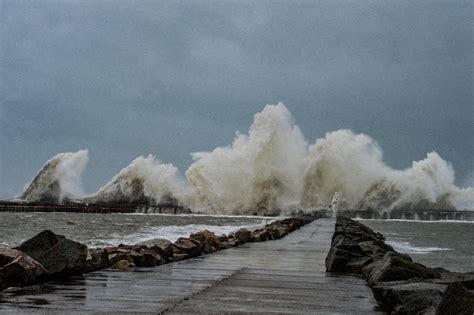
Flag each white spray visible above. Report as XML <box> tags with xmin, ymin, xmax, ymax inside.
<box><xmin>19</xmin><ymin>149</ymin><xmax>88</xmax><ymax>202</ymax></box>
<box><xmin>186</xmin><ymin>103</ymin><xmax>308</xmax><ymax>214</ymax></box>
<box><xmin>18</xmin><ymin>103</ymin><xmax>474</xmax><ymax>214</ymax></box>
<box><xmin>85</xmin><ymin>155</ymin><xmax>187</xmax><ymax>205</ymax></box>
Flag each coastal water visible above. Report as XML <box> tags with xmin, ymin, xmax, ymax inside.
<box><xmin>360</xmin><ymin>219</ymin><xmax>474</xmax><ymax>273</ymax></box>
<box><xmin>0</xmin><ymin>213</ymin><xmax>471</xmax><ymax>273</ymax></box>
<box><xmin>0</xmin><ymin>212</ymin><xmax>273</xmax><ymax>248</ymax></box>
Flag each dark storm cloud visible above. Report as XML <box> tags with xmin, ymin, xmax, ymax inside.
<box><xmin>1</xmin><ymin>0</ymin><xmax>472</xmax><ymax>198</ymax></box>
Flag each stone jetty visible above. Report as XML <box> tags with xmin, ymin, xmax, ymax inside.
<box><xmin>326</xmin><ymin>216</ymin><xmax>474</xmax><ymax>314</ymax></box>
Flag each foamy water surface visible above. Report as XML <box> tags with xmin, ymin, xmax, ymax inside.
<box><xmin>0</xmin><ymin>212</ymin><xmax>276</xmax><ymax>248</ymax></box>
<box><xmin>360</xmin><ymin>219</ymin><xmax>474</xmax><ymax>272</ymax></box>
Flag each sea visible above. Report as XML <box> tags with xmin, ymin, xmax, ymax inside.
<box><xmin>0</xmin><ymin>212</ymin><xmax>472</xmax><ymax>273</ymax></box>
<box><xmin>360</xmin><ymin>219</ymin><xmax>474</xmax><ymax>273</ymax></box>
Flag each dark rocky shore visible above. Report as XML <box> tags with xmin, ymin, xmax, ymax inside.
<box><xmin>326</xmin><ymin>216</ymin><xmax>474</xmax><ymax>314</ymax></box>
<box><xmin>0</xmin><ymin>215</ymin><xmax>314</xmax><ymax>292</ymax></box>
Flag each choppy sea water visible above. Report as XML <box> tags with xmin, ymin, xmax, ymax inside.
<box><xmin>0</xmin><ymin>212</ymin><xmax>274</xmax><ymax>248</ymax></box>
<box><xmin>360</xmin><ymin>219</ymin><xmax>474</xmax><ymax>273</ymax></box>
<box><xmin>1</xmin><ymin>213</ymin><xmax>472</xmax><ymax>273</ymax></box>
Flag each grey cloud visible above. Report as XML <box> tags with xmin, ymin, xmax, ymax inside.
<box><xmin>1</xmin><ymin>0</ymin><xmax>472</xmax><ymax>198</ymax></box>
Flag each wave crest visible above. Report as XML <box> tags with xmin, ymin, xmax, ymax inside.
<box><xmin>19</xmin><ymin>149</ymin><xmax>88</xmax><ymax>202</ymax></box>
<box><xmin>17</xmin><ymin>103</ymin><xmax>474</xmax><ymax>213</ymax></box>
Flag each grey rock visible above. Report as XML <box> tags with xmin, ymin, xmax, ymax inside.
<box><xmin>85</xmin><ymin>248</ymin><xmax>110</xmax><ymax>272</ymax></box>
<box><xmin>190</xmin><ymin>230</ymin><xmax>220</xmax><ymax>254</ymax></box>
<box><xmin>372</xmin><ymin>282</ymin><xmax>446</xmax><ymax>314</ymax></box>
<box><xmin>364</xmin><ymin>251</ymin><xmax>439</xmax><ymax>286</ymax></box>
<box><xmin>233</xmin><ymin>228</ymin><xmax>252</xmax><ymax>243</ymax></box>
<box><xmin>171</xmin><ymin>237</ymin><xmax>203</xmax><ymax>259</ymax></box>
<box><xmin>0</xmin><ymin>248</ymin><xmax>47</xmax><ymax>291</ymax></box>
<box><xmin>15</xmin><ymin>230</ymin><xmax>88</xmax><ymax>276</ymax></box>
<box><xmin>435</xmin><ymin>282</ymin><xmax>474</xmax><ymax>315</ymax></box>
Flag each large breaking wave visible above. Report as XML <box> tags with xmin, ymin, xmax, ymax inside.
<box><xmin>17</xmin><ymin>103</ymin><xmax>473</xmax><ymax>214</ymax></box>
<box><xmin>19</xmin><ymin>149</ymin><xmax>89</xmax><ymax>203</ymax></box>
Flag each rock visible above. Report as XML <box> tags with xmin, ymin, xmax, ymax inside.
<box><xmin>331</xmin><ymin>235</ymin><xmax>366</xmax><ymax>256</ymax></box>
<box><xmin>15</xmin><ymin>230</ymin><xmax>88</xmax><ymax>276</ymax></box>
<box><xmin>277</xmin><ymin>218</ymin><xmax>302</xmax><ymax>232</ymax></box>
<box><xmin>433</xmin><ymin>271</ymin><xmax>474</xmax><ymax>290</ymax></box>
<box><xmin>364</xmin><ymin>251</ymin><xmax>439</xmax><ymax>286</ymax></box>
<box><xmin>171</xmin><ymin>238</ymin><xmax>202</xmax><ymax>260</ymax></box>
<box><xmin>342</xmin><ymin>256</ymin><xmax>373</xmax><ymax>274</ymax></box>
<box><xmin>112</xmin><ymin>260</ymin><xmax>131</xmax><ymax>271</ymax></box>
<box><xmin>332</xmin><ymin>217</ymin><xmax>385</xmax><ymax>244</ymax></box>
<box><xmin>220</xmin><ymin>238</ymin><xmax>239</xmax><ymax>249</ymax></box>
<box><xmin>137</xmin><ymin>238</ymin><xmax>172</xmax><ymax>252</ymax></box>
<box><xmin>357</xmin><ymin>240</ymin><xmax>394</xmax><ymax>258</ymax></box>
<box><xmin>218</xmin><ymin>235</ymin><xmax>229</xmax><ymax>242</ymax></box>
<box><xmin>435</xmin><ymin>282</ymin><xmax>474</xmax><ymax>315</ymax></box>
<box><xmin>190</xmin><ymin>230</ymin><xmax>220</xmax><ymax>254</ymax></box>
<box><xmin>372</xmin><ymin>282</ymin><xmax>446</xmax><ymax>314</ymax></box>
<box><xmin>107</xmin><ymin>251</ymin><xmax>134</xmax><ymax>265</ymax></box>
<box><xmin>0</xmin><ymin>247</ymin><xmax>22</xmax><ymax>267</ymax></box>
<box><xmin>251</xmin><ymin>229</ymin><xmax>270</xmax><ymax>242</ymax></box>
<box><xmin>138</xmin><ymin>250</ymin><xmax>160</xmax><ymax>267</ymax></box>
<box><xmin>266</xmin><ymin>225</ymin><xmax>287</xmax><ymax>240</ymax></box>
<box><xmin>0</xmin><ymin>248</ymin><xmax>47</xmax><ymax>291</ymax></box>
<box><xmin>325</xmin><ymin>234</ymin><xmax>368</xmax><ymax>272</ymax></box>
<box><xmin>148</xmin><ymin>245</ymin><xmax>171</xmax><ymax>264</ymax></box>
<box><xmin>325</xmin><ymin>247</ymin><xmax>364</xmax><ymax>272</ymax></box>
<box><xmin>85</xmin><ymin>248</ymin><xmax>110</xmax><ymax>272</ymax></box>
<box><xmin>128</xmin><ymin>251</ymin><xmax>146</xmax><ymax>267</ymax></box>
<box><xmin>233</xmin><ymin>229</ymin><xmax>252</xmax><ymax>243</ymax></box>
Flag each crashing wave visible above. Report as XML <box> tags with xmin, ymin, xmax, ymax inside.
<box><xmin>84</xmin><ymin>155</ymin><xmax>186</xmax><ymax>205</ymax></box>
<box><xmin>18</xmin><ymin>149</ymin><xmax>88</xmax><ymax>203</ymax></box>
<box><xmin>186</xmin><ymin>104</ymin><xmax>472</xmax><ymax>214</ymax></box>
<box><xmin>17</xmin><ymin>103</ymin><xmax>473</xmax><ymax>214</ymax></box>
<box><xmin>186</xmin><ymin>104</ymin><xmax>308</xmax><ymax>214</ymax></box>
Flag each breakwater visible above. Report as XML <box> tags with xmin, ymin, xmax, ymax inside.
<box><xmin>1</xmin><ymin>201</ymin><xmax>473</xmax><ymax>221</ymax></box>
<box><xmin>0</xmin><ymin>215</ymin><xmax>314</xmax><ymax>292</ymax></box>
<box><xmin>0</xmin><ymin>201</ymin><xmax>191</xmax><ymax>214</ymax></box>
<box><xmin>326</xmin><ymin>216</ymin><xmax>474</xmax><ymax>314</ymax></box>
<box><xmin>337</xmin><ymin>209</ymin><xmax>474</xmax><ymax>221</ymax></box>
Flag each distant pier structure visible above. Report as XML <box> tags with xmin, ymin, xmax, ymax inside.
<box><xmin>0</xmin><ymin>201</ymin><xmax>191</xmax><ymax>215</ymax></box>
<box><xmin>0</xmin><ymin>200</ymin><xmax>472</xmax><ymax>220</ymax></box>
<box><xmin>337</xmin><ymin>208</ymin><xmax>474</xmax><ymax>221</ymax></box>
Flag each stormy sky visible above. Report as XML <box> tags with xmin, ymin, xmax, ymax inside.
<box><xmin>1</xmin><ymin>0</ymin><xmax>472</xmax><ymax>199</ymax></box>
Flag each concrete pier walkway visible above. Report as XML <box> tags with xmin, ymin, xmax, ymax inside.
<box><xmin>0</xmin><ymin>219</ymin><xmax>381</xmax><ymax>314</ymax></box>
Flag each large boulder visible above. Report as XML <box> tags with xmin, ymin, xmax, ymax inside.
<box><xmin>372</xmin><ymin>281</ymin><xmax>474</xmax><ymax>315</ymax></box>
<box><xmin>85</xmin><ymin>248</ymin><xmax>110</xmax><ymax>272</ymax></box>
<box><xmin>171</xmin><ymin>238</ymin><xmax>202</xmax><ymax>261</ymax></box>
<box><xmin>0</xmin><ymin>248</ymin><xmax>47</xmax><ymax>291</ymax></box>
<box><xmin>325</xmin><ymin>234</ymin><xmax>368</xmax><ymax>272</ymax></box>
<box><xmin>363</xmin><ymin>251</ymin><xmax>439</xmax><ymax>286</ymax></box>
<box><xmin>435</xmin><ymin>282</ymin><xmax>474</xmax><ymax>315</ymax></box>
<box><xmin>190</xmin><ymin>230</ymin><xmax>220</xmax><ymax>254</ymax></box>
<box><xmin>138</xmin><ymin>238</ymin><xmax>172</xmax><ymax>251</ymax></box>
<box><xmin>266</xmin><ymin>225</ymin><xmax>288</xmax><ymax>240</ymax></box>
<box><xmin>372</xmin><ymin>282</ymin><xmax>446</xmax><ymax>314</ymax></box>
<box><xmin>232</xmin><ymin>228</ymin><xmax>252</xmax><ymax>243</ymax></box>
<box><xmin>251</xmin><ymin>228</ymin><xmax>270</xmax><ymax>242</ymax></box>
<box><xmin>219</xmin><ymin>236</ymin><xmax>239</xmax><ymax>249</ymax></box>
<box><xmin>357</xmin><ymin>239</ymin><xmax>394</xmax><ymax>259</ymax></box>
<box><xmin>15</xmin><ymin>230</ymin><xmax>88</xmax><ymax>276</ymax></box>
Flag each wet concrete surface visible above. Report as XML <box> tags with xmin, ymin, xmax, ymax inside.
<box><xmin>0</xmin><ymin>218</ymin><xmax>381</xmax><ymax>314</ymax></box>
